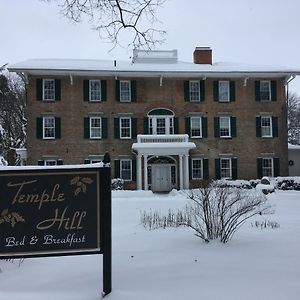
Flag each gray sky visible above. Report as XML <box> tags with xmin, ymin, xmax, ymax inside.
<box><xmin>1</xmin><ymin>0</ymin><xmax>300</xmax><ymax>92</ymax></box>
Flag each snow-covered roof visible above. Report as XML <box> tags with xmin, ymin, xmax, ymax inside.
<box><xmin>8</xmin><ymin>58</ymin><xmax>300</xmax><ymax>78</ymax></box>
<box><xmin>288</xmin><ymin>143</ymin><xmax>300</xmax><ymax>150</ymax></box>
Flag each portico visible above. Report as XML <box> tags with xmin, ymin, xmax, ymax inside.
<box><xmin>132</xmin><ymin>134</ymin><xmax>196</xmax><ymax>191</ymax></box>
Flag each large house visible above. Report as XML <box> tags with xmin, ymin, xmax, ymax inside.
<box><xmin>8</xmin><ymin>47</ymin><xmax>299</xmax><ymax>191</ymax></box>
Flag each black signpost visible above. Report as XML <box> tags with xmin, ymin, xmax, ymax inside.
<box><xmin>0</xmin><ymin>165</ymin><xmax>111</xmax><ymax>297</ymax></box>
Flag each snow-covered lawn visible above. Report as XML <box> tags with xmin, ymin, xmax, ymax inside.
<box><xmin>1</xmin><ymin>189</ymin><xmax>300</xmax><ymax>300</ymax></box>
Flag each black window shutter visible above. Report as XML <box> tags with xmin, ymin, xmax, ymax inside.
<box><xmin>55</xmin><ymin>79</ymin><xmax>61</xmax><ymax>101</ymax></box>
<box><xmin>144</xmin><ymin>117</ymin><xmax>149</xmax><ymax>134</ymax></box>
<box><xmin>202</xmin><ymin>117</ymin><xmax>208</xmax><ymax>138</ymax></box>
<box><xmin>83</xmin><ymin>80</ymin><xmax>89</xmax><ymax>101</ymax></box>
<box><xmin>114</xmin><ymin>160</ymin><xmax>120</xmax><ymax>178</ymax></box>
<box><xmin>189</xmin><ymin>158</ymin><xmax>192</xmax><ymax>180</ymax></box>
<box><xmin>114</xmin><ymin>117</ymin><xmax>120</xmax><ymax>138</ymax></box>
<box><xmin>36</xmin><ymin>117</ymin><xmax>43</xmax><ymax>139</ymax></box>
<box><xmin>271</xmin><ymin>81</ymin><xmax>277</xmax><ymax>102</ymax></box>
<box><xmin>214</xmin><ymin>117</ymin><xmax>220</xmax><ymax>137</ymax></box>
<box><xmin>55</xmin><ymin>117</ymin><xmax>61</xmax><ymax>139</ymax></box>
<box><xmin>184</xmin><ymin>81</ymin><xmax>190</xmax><ymax>101</ymax></box>
<box><xmin>132</xmin><ymin>159</ymin><xmax>137</xmax><ymax>181</ymax></box>
<box><xmin>102</xmin><ymin>117</ymin><xmax>108</xmax><ymax>139</ymax></box>
<box><xmin>255</xmin><ymin>81</ymin><xmax>260</xmax><ymax>101</ymax></box>
<box><xmin>132</xmin><ymin>118</ymin><xmax>137</xmax><ymax>138</ymax></box>
<box><xmin>274</xmin><ymin>158</ymin><xmax>280</xmax><ymax>177</ymax></box>
<box><xmin>115</xmin><ymin>80</ymin><xmax>120</xmax><ymax>101</ymax></box>
<box><xmin>215</xmin><ymin>159</ymin><xmax>221</xmax><ymax>180</ymax></box>
<box><xmin>57</xmin><ymin>159</ymin><xmax>63</xmax><ymax>165</ymax></box>
<box><xmin>36</xmin><ymin>79</ymin><xmax>43</xmax><ymax>101</ymax></box>
<box><xmin>256</xmin><ymin>117</ymin><xmax>262</xmax><ymax>137</ymax></box>
<box><xmin>213</xmin><ymin>81</ymin><xmax>219</xmax><ymax>101</ymax></box>
<box><xmin>131</xmin><ymin>80</ymin><xmax>137</xmax><ymax>102</ymax></box>
<box><xmin>84</xmin><ymin>117</ymin><xmax>90</xmax><ymax>139</ymax></box>
<box><xmin>37</xmin><ymin>160</ymin><xmax>44</xmax><ymax>166</ymax></box>
<box><xmin>232</xmin><ymin>158</ymin><xmax>238</xmax><ymax>180</ymax></box>
<box><xmin>257</xmin><ymin>158</ymin><xmax>263</xmax><ymax>179</ymax></box>
<box><xmin>230</xmin><ymin>81</ymin><xmax>235</xmax><ymax>102</ymax></box>
<box><xmin>185</xmin><ymin>117</ymin><xmax>190</xmax><ymax>135</ymax></box>
<box><xmin>203</xmin><ymin>159</ymin><xmax>209</xmax><ymax>180</ymax></box>
<box><xmin>174</xmin><ymin>117</ymin><xmax>179</xmax><ymax>134</ymax></box>
<box><xmin>101</xmin><ymin>80</ymin><xmax>107</xmax><ymax>101</ymax></box>
<box><xmin>231</xmin><ymin>116</ymin><xmax>237</xmax><ymax>137</ymax></box>
<box><xmin>272</xmin><ymin>116</ymin><xmax>278</xmax><ymax>137</ymax></box>
<box><xmin>84</xmin><ymin>159</ymin><xmax>91</xmax><ymax>164</ymax></box>
<box><xmin>200</xmin><ymin>80</ymin><xmax>205</xmax><ymax>101</ymax></box>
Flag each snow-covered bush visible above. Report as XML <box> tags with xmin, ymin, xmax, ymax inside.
<box><xmin>141</xmin><ymin>182</ymin><xmax>272</xmax><ymax>243</ymax></box>
<box><xmin>275</xmin><ymin>177</ymin><xmax>300</xmax><ymax>191</ymax></box>
<box><xmin>0</xmin><ymin>155</ymin><xmax>8</xmax><ymax>166</ymax></box>
<box><xmin>112</xmin><ymin>178</ymin><xmax>124</xmax><ymax>190</ymax></box>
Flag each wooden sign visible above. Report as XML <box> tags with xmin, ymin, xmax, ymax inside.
<box><xmin>0</xmin><ymin>165</ymin><xmax>111</xmax><ymax>295</ymax></box>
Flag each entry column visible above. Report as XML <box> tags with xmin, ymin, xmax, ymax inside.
<box><xmin>179</xmin><ymin>154</ymin><xmax>183</xmax><ymax>190</ymax></box>
<box><xmin>136</xmin><ymin>154</ymin><xmax>142</xmax><ymax>190</ymax></box>
<box><xmin>183</xmin><ymin>154</ymin><xmax>189</xmax><ymax>189</ymax></box>
<box><xmin>143</xmin><ymin>154</ymin><xmax>148</xmax><ymax>190</ymax></box>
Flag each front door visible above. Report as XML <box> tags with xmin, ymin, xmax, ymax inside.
<box><xmin>151</xmin><ymin>164</ymin><xmax>172</xmax><ymax>192</ymax></box>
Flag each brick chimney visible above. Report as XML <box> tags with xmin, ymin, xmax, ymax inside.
<box><xmin>193</xmin><ymin>47</ymin><xmax>212</xmax><ymax>65</ymax></box>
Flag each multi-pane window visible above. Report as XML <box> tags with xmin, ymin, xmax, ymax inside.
<box><xmin>262</xmin><ymin>158</ymin><xmax>273</xmax><ymax>177</ymax></box>
<box><xmin>90</xmin><ymin>117</ymin><xmax>102</xmax><ymax>139</ymax></box>
<box><xmin>120</xmin><ymin>117</ymin><xmax>131</xmax><ymax>138</ymax></box>
<box><xmin>44</xmin><ymin>160</ymin><xmax>57</xmax><ymax>166</ymax></box>
<box><xmin>156</xmin><ymin>118</ymin><xmax>166</xmax><ymax>134</ymax></box>
<box><xmin>261</xmin><ymin>116</ymin><xmax>272</xmax><ymax>137</ymax></box>
<box><xmin>192</xmin><ymin>158</ymin><xmax>203</xmax><ymax>179</ymax></box>
<box><xmin>219</xmin><ymin>116</ymin><xmax>231</xmax><ymax>137</ymax></box>
<box><xmin>120</xmin><ymin>80</ymin><xmax>131</xmax><ymax>102</ymax></box>
<box><xmin>219</xmin><ymin>81</ymin><xmax>230</xmax><ymax>102</ymax></box>
<box><xmin>120</xmin><ymin>159</ymin><xmax>132</xmax><ymax>181</ymax></box>
<box><xmin>189</xmin><ymin>81</ymin><xmax>200</xmax><ymax>101</ymax></box>
<box><xmin>220</xmin><ymin>158</ymin><xmax>231</xmax><ymax>179</ymax></box>
<box><xmin>89</xmin><ymin>80</ymin><xmax>101</xmax><ymax>101</ymax></box>
<box><xmin>43</xmin><ymin>116</ymin><xmax>55</xmax><ymax>139</ymax></box>
<box><xmin>260</xmin><ymin>81</ymin><xmax>271</xmax><ymax>101</ymax></box>
<box><xmin>148</xmin><ymin>116</ymin><xmax>174</xmax><ymax>135</ymax></box>
<box><xmin>191</xmin><ymin>117</ymin><xmax>202</xmax><ymax>138</ymax></box>
<box><xmin>43</xmin><ymin>79</ymin><xmax>55</xmax><ymax>101</ymax></box>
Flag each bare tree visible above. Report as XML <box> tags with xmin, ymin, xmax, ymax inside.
<box><xmin>287</xmin><ymin>92</ymin><xmax>300</xmax><ymax>145</ymax></box>
<box><xmin>141</xmin><ymin>183</ymin><xmax>271</xmax><ymax>243</ymax></box>
<box><xmin>0</xmin><ymin>72</ymin><xmax>26</xmax><ymax>165</ymax></box>
<box><xmin>45</xmin><ymin>0</ymin><xmax>167</xmax><ymax>49</ymax></box>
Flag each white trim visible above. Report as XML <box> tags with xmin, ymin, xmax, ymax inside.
<box><xmin>218</xmin><ymin>80</ymin><xmax>230</xmax><ymax>102</ymax></box>
<box><xmin>219</xmin><ymin>116</ymin><xmax>231</xmax><ymax>138</ymax></box>
<box><xmin>89</xmin><ymin>79</ymin><xmax>102</xmax><ymax>102</ymax></box>
<box><xmin>220</xmin><ymin>157</ymin><xmax>232</xmax><ymax>179</ymax></box>
<box><xmin>120</xmin><ymin>159</ymin><xmax>132</xmax><ymax>181</ymax></box>
<box><xmin>89</xmin><ymin>116</ymin><xmax>102</xmax><ymax>139</ymax></box>
<box><xmin>42</xmin><ymin>79</ymin><xmax>55</xmax><ymax>101</ymax></box>
<box><xmin>190</xmin><ymin>116</ymin><xmax>202</xmax><ymax>138</ymax></box>
<box><xmin>120</xmin><ymin>117</ymin><xmax>132</xmax><ymax>139</ymax></box>
<box><xmin>120</xmin><ymin>80</ymin><xmax>131</xmax><ymax>102</ymax></box>
<box><xmin>42</xmin><ymin>116</ymin><xmax>55</xmax><ymax>139</ymax></box>
<box><xmin>262</xmin><ymin>157</ymin><xmax>274</xmax><ymax>177</ymax></box>
<box><xmin>189</xmin><ymin>80</ymin><xmax>201</xmax><ymax>102</ymax></box>
<box><xmin>260</xmin><ymin>80</ymin><xmax>271</xmax><ymax>101</ymax></box>
<box><xmin>191</xmin><ymin>158</ymin><xmax>203</xmax><ymax>180</ymax></box>
<box><xmin>261</xmin><ymin>116</ymin><xmax>273</xmax><ymax>138</ymax></box>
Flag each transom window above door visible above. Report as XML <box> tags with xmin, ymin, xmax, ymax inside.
<box><xmin>148</xmin><ymin>108</ymin><xmax>175</xmax><ymax>135</ymax></box>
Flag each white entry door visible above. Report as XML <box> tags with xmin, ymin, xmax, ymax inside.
<box><xmin>151</xmin><ymin>164</ymin><xmax>172</xmax><ymax>192</ymax></box>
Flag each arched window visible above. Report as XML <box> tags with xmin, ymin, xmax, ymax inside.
<box><xmin>147</xmin><ymin>109</ymin><xmax>175</xmax><ymax>135</ymax></box>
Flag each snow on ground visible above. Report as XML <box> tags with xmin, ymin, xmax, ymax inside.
<box><xmin>1</xmin><ymin>189</ymin><xmax>300</xmax><ymax>300</ymax></box>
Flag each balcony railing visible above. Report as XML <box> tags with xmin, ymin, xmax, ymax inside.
<box><xmin>136</xmin><ymin>134</ymin><xmax>189</xmax><ymax>143</ymax></box>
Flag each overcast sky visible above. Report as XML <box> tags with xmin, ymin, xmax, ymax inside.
<box><xmin>1</xmin><ymin>0</ymin><xmax>300</xmax><ymax>92</ymax></box>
